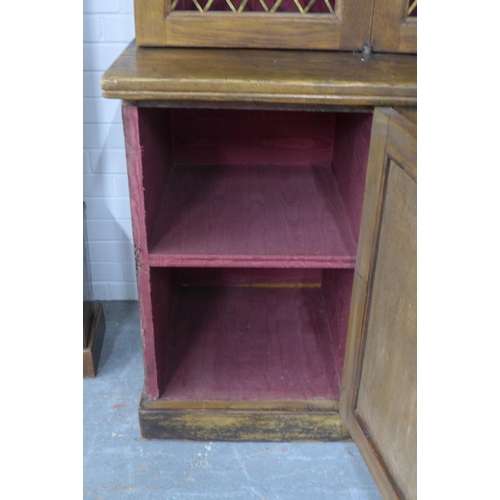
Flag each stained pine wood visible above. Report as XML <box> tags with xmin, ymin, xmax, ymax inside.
<box><xmin>133</xmin><ymin>0</ymin><xmax>166</xmax><ymax>46</ymax></box>
<box><xmin>393</xmin><ymin>106</ymin><xmax>417</xmax><ymax>125</ymax></box>
<box><xmin>149</xmin><ymin>165</ymin><xmax>357</xmax><ymax>268</ymax></box>
<box><xmin>140</xmin><ymin>393</ymin><xmax>350</xmax><ymax>441</ymax></box>
<box><xmin>144</xmin><ymin>398</ymin><xmax>339</xmax><ymax>412</ymax></box>
<box><xmin>164</xmin><ymin>13</ymin><xmax>343</xmax><ymax>50</ymax></box>
<box><xmin>340</xmin><ymin>108</ymin><xmax>416</xmax><ymax>499</ymax></box>
<box><xmin>101</xmin><ymin>43</ymin><xmax>417</xmax><ymax>107</ymax></box>
<box><xmin>83</xmin><ymin>303</ymin><xmax>106</xmax><ymax>378</ymax></box>
<box><xmin>134</xmin><ymin>0</ymin><xmax>371</xmax><ymax>50</ymax></box>
<box><xmin>370</xmin><ymin>0</ymin><xmax>417</xmax><ymax>53</ymax></box>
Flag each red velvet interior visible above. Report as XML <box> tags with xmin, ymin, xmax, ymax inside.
<box><xmin>132</xmin><ymin>107</ymin><xmax>371</xmax><ymax>401</ymax></box>
<box><xmin>149</xmin><ymin>164</ymin><xmax>356</xmax><ymax>268</ymax></box>
<box><xmin>332</xmin><ymin>113</ymin><xmax>373</xmax><ymax>244</ymax></box>
<box><xmin>408</xmin><ymin>0</ymin><xmax>417</xmax><ymax>16</ymax></box>
<box><xmin>321</xmin><ymin>268</ymin><xmax>354</xmax><ymax>394</ymax></box>
<box><xmin>171</xmin><ymin>109</ymin><xmax>336</xmax><ymax>167</ymax></box>
<box><xmin>174</xmin><ymin>0</ymin><xmax>335</xmax><ymax>14</ymax></box>
<box><xmin>158</xmin><ymin>283</ymin><xmax>339</xmax><ymax>401</ymax></box>
<box><xmin>176</xmin><ymin>267</ymin><xmax>323</xmax><ymax>286</ymax></box>
<box><xmin>138</xmin><ymin>108</ymin><xmax>173</xmax><ymax>242</ymax></box>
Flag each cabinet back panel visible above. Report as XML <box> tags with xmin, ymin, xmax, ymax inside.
<box><xmin>176</xmin><ymin>268</ymin><xmax>323</xmax><ymax>286</ymax></box>
<box><xmin>159</xmin><ymin>285</ymin><xmax>339</xmax><ymax>400</ymax></box>
<box><xmin>171</xmin><ymin>109</ymin><xmax>336</xmax><ymax>167</ymax></box>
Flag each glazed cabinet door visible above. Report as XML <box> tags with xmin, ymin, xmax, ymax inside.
<box><xmin>134</xmin><ymin>0</ymin><xmax>372</xmax><ymax>50</ymax></box>
<box><xmin>370</xmin><ymin>0</ymin><xmax>417</xmax><ymax>53</ymax></box>
<box><xmin>340</xmin><ymin>108</ymin><xmax>416</xmax><ymax>499</ymax></box>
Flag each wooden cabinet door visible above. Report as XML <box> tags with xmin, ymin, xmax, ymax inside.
<box><xmin>340</xmin><ymin>107</ymin><xmax>416</xmax><ymax>499</ymax></box>
<box><xmin>134</xmin><ymin>0</ymin><xmax>372</xmax><ymax>50</ymax></box>
<box><xmin>370</xmin><ymin>0</ymin><xmax>417</xmax><ymax>53</ymax></box>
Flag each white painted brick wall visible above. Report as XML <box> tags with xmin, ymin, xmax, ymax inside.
<box><xmin>83</xmin><ymin>0</ymin><xmax>137</xmax><ymax>300</ymax></box>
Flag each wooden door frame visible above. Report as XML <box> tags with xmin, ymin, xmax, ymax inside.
<box><xmin>340</xmin><ymin>107</ymin><xmax>416</xmax><ymax>499</ymax></box>
<box><xmin>370</xmin><ymin>0</ymin><xmax>417</xmax><ymax>53</ymax></box>
<box><xmin>134</xmin><ymin>0</ymin><xmax>372</xmax><ymax>50</ymax></box>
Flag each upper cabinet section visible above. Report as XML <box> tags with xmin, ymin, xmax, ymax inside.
<box><xmin>134</xmin><ymin>0</ymin><xmax>416</xmax><ymax>52</ymax></box>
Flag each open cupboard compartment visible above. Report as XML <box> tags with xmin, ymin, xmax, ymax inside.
<box><xmin>123</xmin><ymin>105</ymin><xmax>373</xmax><ymax>440</ymax></box>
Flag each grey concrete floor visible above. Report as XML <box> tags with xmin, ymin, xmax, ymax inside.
<box><xmin>83</xmin><ymin>301</ymin><xmax>381</xmax><ymax>499</ymax></box>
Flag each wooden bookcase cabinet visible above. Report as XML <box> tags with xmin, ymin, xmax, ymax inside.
<box><xmin>102</xmin><ymin>44</ymin><xmax>416</xmax><ymax>499</ymax></box>
<box><xmin>134</xmin><ymin>0</ymin><xmax>416</xmax><ymax>52</ymax></box>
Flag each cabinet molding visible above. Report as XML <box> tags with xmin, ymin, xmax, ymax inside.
<box><xmin>102</xmin><ymin>43</ymin><xmax>417</xmax><ymax>107</ymax></box>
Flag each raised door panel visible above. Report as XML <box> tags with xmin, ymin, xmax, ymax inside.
<box><xmin>340</xmin><ymin>107</ymin><xmax>416</xmax><ymax>499</ymax></box>
<box><xmin>134</xmin><ymin>0</ymin><xmax>372</xmax><ymax>50</ymax></box>
<box><xmin>370</xmin><ymin>0</ymin><xmax>417</xmax><ymax>53</ymax></box>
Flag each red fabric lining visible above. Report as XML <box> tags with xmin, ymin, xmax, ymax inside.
<box><xmin>173</xmin><ymin>0</ymin><xmax>335</xmax><ymax>13</ymax></box>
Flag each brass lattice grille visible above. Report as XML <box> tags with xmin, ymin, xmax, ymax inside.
<box><xmin>408</xmin><ymin>0</ymin><xmax>417</xmax><ymax>16</ymax></box>
<box><xmin>171</xmin><ymin>0</ymin><xmax>335</xmax><ymax>13</ymax></box>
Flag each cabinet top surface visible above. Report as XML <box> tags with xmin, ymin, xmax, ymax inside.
<box><xmin>101</xmin><ymin>42</ymin><xmax>417</xmax><ymax>107</ymax></box>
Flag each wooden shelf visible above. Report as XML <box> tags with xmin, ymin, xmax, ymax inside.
<box><xmin>157</xmin><ymin>285</ymin><xmax>343</xmax><ymax>404</ymax></box>
<box><xmin>101</xmin><ymin>43</ymin><xmax>417</xmax><ymax>107</ymax></box>
<box><xmin>149</xmin><ymin>164</ymin><xmax>356</xmax><ymax>268</ymax></box>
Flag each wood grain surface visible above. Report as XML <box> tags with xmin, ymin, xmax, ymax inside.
<box><xmin>148</xmin><ymin>165</ymin><xmax>357</xmax><ymax>268</ymax></box>
<box><xmin>134</xmin><ymin>0</ymin><xmax>166</xmax><ymax>46</ymax></box>
<box><xmin>164</xmin><ymin>13</ymin><xmax>343</xmax><ymax>50</ymax></box>
<box><xmin>140</xmin><ymin>399</ymin><xmax>351</xmax><ymax>441</ymax></box>
<box><xmin>340</xmin><ymin>108</ymin><xmax>417</xmax><ymax>500</ymax></box>
<box><xmin>101</xmin><ymin>44</ymin><xmax>417</xmax><ymax>106</ymax></box>
<box><xmin>134</xmin><ymin>0</ymin><xmax>371</xmax><ymax>51</ymax></box>
<box><xmin>370</xmin><ymin>0</ymin><xmax>417</xmax><ymax>53</ymax></box>
<box><xmin>356</xmin><ymin>159</ymin><xmax>416</xmax><ymax>499</ymax></box>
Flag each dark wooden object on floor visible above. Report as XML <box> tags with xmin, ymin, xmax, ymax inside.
<box><xmin>83</xmin><ymin>202</ymin><xmax>93</xmax><ymax>348</ymax></box>
<box><xmin>83</xmin><ymin>303</ymin><xmax>106</xmax><ymax>378</ymax></box>
<box><xmin>83</xmin><ymin>202</ymin><xmax>107</xmax><ymax>378</ymax></box>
